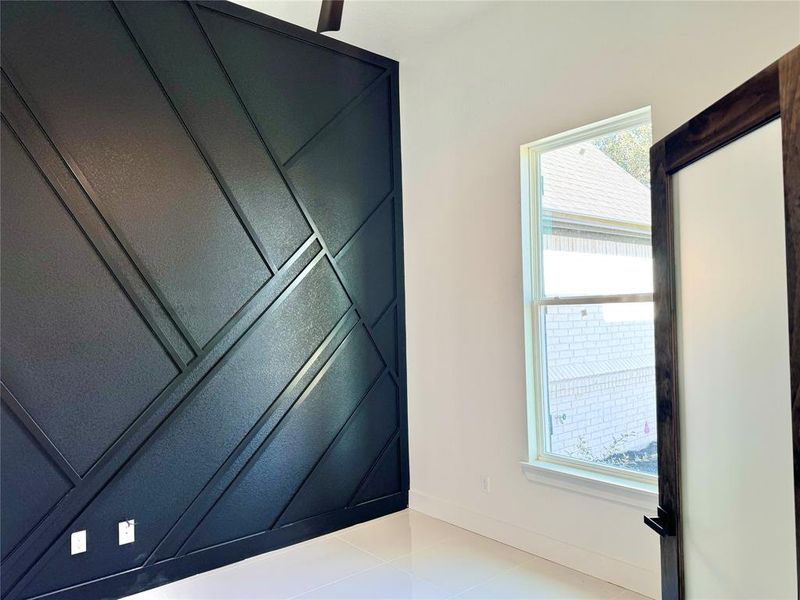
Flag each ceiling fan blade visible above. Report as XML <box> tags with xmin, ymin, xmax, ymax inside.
<box><xmin>317</xmin><ymin>0</ymin><xmax>344</xmax><ymax>33</ymax></box>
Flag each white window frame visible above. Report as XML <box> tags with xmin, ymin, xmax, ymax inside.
<box><xmin>519</xmin><ymin>107</ymin><xmax>658</xmax><ymax>506</ymax></box>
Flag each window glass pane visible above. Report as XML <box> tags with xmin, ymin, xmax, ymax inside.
<box><xmin>540</xmin><ymin>122</ymin><xmax>653</xmax><ymax>297</ymax></box>
<box><xmin>542</xmin><ymin>302</ymin><xmax>657</xmax><ymax>475</ymax></box>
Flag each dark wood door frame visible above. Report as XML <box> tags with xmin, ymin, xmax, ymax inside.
<box><xmin>648</xmin><ymin>44</ymin><xmax>799</xmax><ymax>600</ymax></box>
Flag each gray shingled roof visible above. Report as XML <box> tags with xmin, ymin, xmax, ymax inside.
<box><xmin>541</xmin><ymin>142</ymin><xmax>651</xmax><ymax>227</ymax></box>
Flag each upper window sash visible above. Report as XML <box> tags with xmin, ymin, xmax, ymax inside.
<box><xmin>524</xmin><ymin>108</ymin><xmax>654</xmax><ymax>303</ymax></box>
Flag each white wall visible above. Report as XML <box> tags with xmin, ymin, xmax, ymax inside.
<box><xmin>399</xmin><ymin>2</ymin><xmax>799</xmax><ymax>597</ymax></box>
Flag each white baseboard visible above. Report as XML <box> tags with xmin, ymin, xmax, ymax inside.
<box><xmin>409</xmin><ymin>489</ymin><xmax>659</xmax><ymax>599</ymax></box>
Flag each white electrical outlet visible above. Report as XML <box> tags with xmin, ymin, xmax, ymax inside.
<box><xmin>481</xmin><ymin>476</ymin><xmax>491</xmax><ymax>493</ymax></box>
<box><xmin>118</xmin><ymin>519</ymin><xmax>135</xmax><ymax>545</ymax></box>
<box><xmin>71</xmin><ymin>530</ymin><xmax>87</xmax><ymax>555</ymax></box>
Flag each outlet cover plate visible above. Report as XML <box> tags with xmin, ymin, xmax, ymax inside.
<box><xmin>70</xmin><ymin>530</ymin><xmax>86</xmax><ymax>555</ymax></box>
<box><xmin>118</xmin><ymin>520</ymin><xmax>135</xmax><ymax>545</ymax></box>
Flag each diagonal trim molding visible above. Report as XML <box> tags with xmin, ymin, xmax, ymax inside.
<box><xmin>0</xmin><ymin>2</ymin><xmax>407</xmax><ymax>598</ymax></box>
<box><xmin>0</xmin><ymin>66</ymin><xmax>202</xmax><ymax>358</ymax></box>
<box><xmin>189</xmin><ymin>2</ymin><xmax>401</xmax><ymax>377</ymax></box>
<box><xmin>283</xmin><ymin>70</ymin><xmax>392</xmax><ymax>170</ymax></box>
<box><xmin>150</xmin><ymin>307</ymin><xmax>362</xmax><ymax>563</ymax></box>
<box><xmin>112</xmin><ymin>0</ymin><xmax>279</xmax><ymax>277</ymax></box>
<box><xmin>1</xmin><ymin>384</ymin><xmax>81</xmax><ymax>486</ymax></box>
<box><xmin>2</xmin><ymin>238</ymin><xmax>322</xmax><ymax>597</ymax></box>
<box><xmin>0</xmin><ymin>104</ymin><xmax>193</xmax><ymax>370</ymax></box>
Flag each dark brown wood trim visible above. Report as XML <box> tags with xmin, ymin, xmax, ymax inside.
<box><xmin>663</xmin><ymin>60</ymin><xmax>780</xmax><ymax>174</ymax></box>
<box><xmin>651</xmin><ymin>44</ymin><xmax>798</xmax><ymax>599</ymax></box>
<box><xmin>779</xmin><ymin>44</ymin><xmax>800</xmax><ymax>594</ymax></box>
<box><xmin>650</xmin><ymin>139</ymin><xmax>683</xmax><ymax>600</ymax></box>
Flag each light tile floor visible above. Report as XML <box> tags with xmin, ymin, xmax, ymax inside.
<box><xmin>125</xmin><ymin>510</ymin><xmax>647</xmax><ymax>600</ymax></box>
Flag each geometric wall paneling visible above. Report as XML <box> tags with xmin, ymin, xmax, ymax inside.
<box><xmin>0</xmin><ymin>403</ymin><xmax>72</xmax><ymax>561</ymax></box>
<box><xmin>116</xmin><ymin>0</ymin><xmax>312</xmax><ymax>269</ymax></box>
<box><xmin>194</xmin><ymin>3</ymin><xmax>385</xmax><ymax>165</ymax></box>
<box><xmin>351</xmin><ymin>437</ymin><xmax>404</xmax><ymax>506</ymax></box>
<box><xmin>276</xmin><ymin>373</ymin><xmax>400</xmax><ymax>527</ymax></box>
<box><xmin>0</xmin><ymin>0</ymin><xmax>270</xmax><ymax>348</ymax></box>
<box><xmin>0</xmin><ymin>1</ymin><xmax>406</xmax><ymax>598</ymax></box>
<box><xmin>0</xmin><ymin>75</ymin><xmax>195</xmax><ymax>368</ymax></box>
<box><xmin>373</xmin><ymin>304</ymin><xmax>400</xmax><ymax>375</ymax></box>
<box><xmin>182</xmin><ymin>323</ymin><xmax>386</xmax><ymax>553</ymax></box>
<box><xmin>1</xmin><ymin>238</ymin><xmax>323</xmax><ymax>600</ymax></box>
<box><xmin>0</xmin><ymin>119</ymin><xmax>179</xmax><ymax>476</ymax></box>
<box><xmin>21</xmin><ymin>257</ymin><xmax>351</xmax><ymax>598</ymax></box>
<box><xmin>336</xmin><ymin>198</ymin><xmax>397</xmax><ymax>326</ymax></box>
<box><xmin>147</xmin><ymin>306</ymin><xmax>362</xmax><ymax>565</ymax></box>
<box><xmin>286</xmin><ymin>77</ymin><xmax>394</xmax><ymax>255</ymax></box>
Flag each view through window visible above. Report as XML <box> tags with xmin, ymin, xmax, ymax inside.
<box><xmin>522</xmin><ymin>108</ymin><xmax>656</xmax><ymax>482</ymax></box>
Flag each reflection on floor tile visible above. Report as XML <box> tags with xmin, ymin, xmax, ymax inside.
<box><xmin>455</xmin><ymin>555</ymin><xmax>631</xmax><ymax>599</ymax></box>
<box><xmin>337</xmin><ymin>509</ymin><xmax>463</xmax><ymax>561</ymax></box>
<box><xmin>296</xmin><ymin>564</ymin><xmax>445</xmax><ymax>599</ymax></box>
<box><xmin>124</xmin><ymin>510</ymin><xmax>647</xmax><ymax>600</ymax></box>
<box><xmin>388</xmin><ymin>528</ymin><xmax>533</xmax><ymax>596</ymax></box>
<box><xmin>125</xmin><ymin>536</ymin><xmax>380</xmax><ymax>600</ymax></box>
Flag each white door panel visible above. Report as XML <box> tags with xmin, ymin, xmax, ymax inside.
<box><xmin>674</xmin><ymin>119</ymin><xmax>796</xmax><ymax>599</ymax></box>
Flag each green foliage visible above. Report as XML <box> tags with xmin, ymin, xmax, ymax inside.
<box><xmin>592</xmin><ymin>123</ymin><xmax>653</xmax><ymax>187</ymax></box>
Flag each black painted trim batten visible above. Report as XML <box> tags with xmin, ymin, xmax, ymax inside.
<box><xmin>0</xmin><ymin>2</ymin><xmax>407</xmax><ymax>598</ymax></box>
<box><xmin>28</xmin><ymin>494</ymin><xmax>407</xmax><ymax>600</ymax></box>
<box><xmin>1</xmin><ymin>384</ymin><xmax>82</xmax><ymax>486</ymax></box>
<box><xmin>188</xmin><ymin>1</ymin><xmax>404</xmax><ymax>389</ymax></box>
<box><xmin>193</xmin><ymin>0</ymin><xmax>397</xmax><ymax>69</ymax></box>
<box><xmin>113</xmin><ymin>0</ymin><xmax>279</xmax><ymax>277</ymax></box>
<box><xmin>388</xmin><ymin>61</ymin><xmax>410</xmax><ymax>494</ymax></box>
<box><xmin>1</xmin><ymin>240</ymin><xmax>325</xmax><ymax>600</ymax></box>
<box><xmin>0</xmin><ymin>63</ymin><xmax>203</xmax><ymax>357</ymax></box>
<box><xmin>0</xmin><ymin>79</ymin><xmax>193</xmax><ymax>370</ymax></box>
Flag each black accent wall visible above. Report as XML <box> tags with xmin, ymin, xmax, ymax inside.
<box><xmin>0</xmin><ymin>2</ymin><xmax>407</xmax><ymax>598</ymax></box>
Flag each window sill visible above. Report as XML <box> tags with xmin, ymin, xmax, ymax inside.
<box><xmin>521</xmin><ymin>459</ymin><xmax>658</xmax><ymax>510</ymax></box>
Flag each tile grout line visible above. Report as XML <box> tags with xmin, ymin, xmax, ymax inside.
<box><xmin>338</xmin><ymin>513</ymin><xmax>468</xmax><ymax>566</ymax></box>
<box><xmin>128</xmin><ymin>509</ymin><xmax>641</xmax><ymax>600</ymax></box>
<box><xmin>287</xmin><ymin>566</ymin><xmax>381</xmax><ymax>600</ymax></box>
<box><xmin>287</xmin><ymin>536</ymin><xmax>456</xmax><ymax>600</ymax></box>
<box><xmin>333</xmin><ymin>535</ymin><xmax>391</xmax><ymax>564</ymax></box>
<box><xmin>445</xmin><ymin>561</ymin><xmax>531</xmax><ymax>599</ymax></box>
<box><xmin>134</xmin><ymin>532</ymin><xmax>341</xmax><ymax>595</ymax></box>
<box><xmin>372</xmin><ymin>514</ymin><xmax>547</xmax><ymax>598</ymax></box>
<box><xmin>321</xmin><ymin>512</ymin><xmax>479</xmax><ymax>597</ymax></box>
<box><xmin>285</xmin><ymin>546</ymin><xmax>386</xmax><ymax>600</ymax></box>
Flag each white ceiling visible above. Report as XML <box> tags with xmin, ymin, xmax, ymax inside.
<box><xmin>231</xmin><ymin>0</ymin><xmax>496</xmax><ymax>60</ymax></box>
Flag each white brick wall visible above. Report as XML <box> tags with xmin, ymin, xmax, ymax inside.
<box><xmin>544</xmin><ymin>303</ymin><xmax>656</xmax><ymax>462</ymax></box>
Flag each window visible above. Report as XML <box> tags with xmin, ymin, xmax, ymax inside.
<box><xmin>521</xmin><ymin>108</ymin><xmax>657</xmax><ymax>492</ymax></box>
